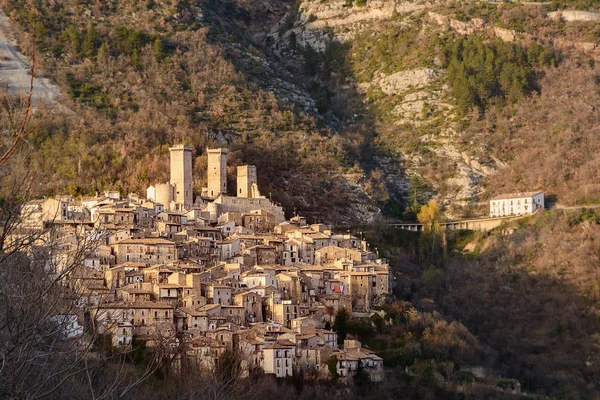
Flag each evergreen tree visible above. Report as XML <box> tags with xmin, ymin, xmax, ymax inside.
<box><xmin>327</xmin><ymin>355</ymin><xmax>339</xmax><ymax>379</ymax></box>
<box><xmin>153</xmin><ymin>38</ymin><xmax>165</xmax><ymax>61</ymax></box>
<box><xmin>63</xmin><ymin>25</ymin><xmax>80</xmax><ymax>54</ymax></box>
<box><xmin>333</xmin><ymin>308</ymin><xmax>349</xmax><ymax>345</ymax></box>
<box><xmin>81</xmin><ymin>26</ymin><xmax>98</xmax><ymax>58</ymax></box>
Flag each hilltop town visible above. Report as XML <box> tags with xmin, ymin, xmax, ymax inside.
<box><xmin>17</xmin><ymin>145</ymin><xmax>392</xmax><ymax>381</ymax></box>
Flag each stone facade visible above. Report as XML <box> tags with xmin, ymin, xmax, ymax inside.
<box><xmin>237</xmin><ymin>165</ymin><xmax>259</xmax><ymax>198</ymax></box>
<box><xmin>205</xmin><ymin>148</ymin><xmax>228</xmax><ymax>199</ymax></box>
<box><xmin>170</xmin><ymin>145</ymin><xmax>193</xmax><ymax>209</ymax></box>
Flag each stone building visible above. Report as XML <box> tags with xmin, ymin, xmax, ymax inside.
<box><xmin>170</xmin><ymin>145</ymin><xmax>194</xmax><ymax>209</ymax></box>
<box><xmin>113</xmin><ymin>238</ymin><xmax>177</xmax><ymax>264</ymax></box>
<box><xmin>147</xmin><ymin>145</ymin><xmax>284</xmax><ymax>223</ymax></box>
<box><xmin>262</xmin><ymin>341</ymin><xmax>295</xmax><ymax>378</ymax></box>
<box><xmin>204</xmin><ymin>148</ymin><xmax>228</xmax><ymax>199</ymax></box>
<box><xmin>237</xmin><ymin>165</ymin><xmax>260</xmax><ymax>198</ymax></box>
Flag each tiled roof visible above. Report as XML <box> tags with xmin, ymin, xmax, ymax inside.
<box><xmin>491</xmin><ymin>191</ymin><xmax>543</xmax><ymax>200</ymax></box>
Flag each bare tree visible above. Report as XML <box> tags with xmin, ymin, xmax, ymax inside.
<box><xmin>0</xmin><ymin>41</ymin><xmax>160</xmax><ymax>400</ymax></box>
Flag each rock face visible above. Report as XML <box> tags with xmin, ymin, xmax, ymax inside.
<box><xmin>548</xmin><ymin>10</ymin><xmax>600</xmax><ymax>22</ymax></box>
<box><xmin>267</xmin><ymin>0</ymin><xmax>505</xmax><ymax>215</ymax></box>
<box><xmin>375</xmin><ymin>68</ymin><xmax>440</xmax><ymax>95</ymax></box>
<box><xmin>493</xmin><ymin>27</ymin><xmax>516</xmax><ymax>42</ymax></box>
<box><xmin>426</xmin><ymin>11</ymin><xmax>485</xmax><ymax>35</ymax></box>
<box><xmin>272</xmin><ymin>0</ymin><xmax>435</xmax><ymax>51</ymax></box>
<box><xmin>299</xmin><ymin>0</ymin><xmax>400</xmax><ymax>28</ymax></box>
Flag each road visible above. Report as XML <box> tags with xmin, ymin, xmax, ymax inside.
<box><xmin>554</xmin><ymin>204</ymin><xmax>600</xmax><ymax>211</ymax></box>
<box><xmin>0</xmin><ymin>9</ymin><xmax>60</xmax><ymax>105</ymax></box>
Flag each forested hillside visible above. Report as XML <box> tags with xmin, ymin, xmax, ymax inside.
<box><xmin>0</xmin><ymin>0</ymin><xmax>381</xmax><ymax>224</ymax></box>
<box><xmin>363</xmin><ymin>206</ymin><xmax>600</xmax><ymax>398</ymax></box>
<box><xmin>2</xmin><ymin>0</ymin><xmax>600</xmax><ymax>221</ymax></box>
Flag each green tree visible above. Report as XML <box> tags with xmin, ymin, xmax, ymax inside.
<box><xmin>333</xmin><ymin>308</ymin><xmax>350</xmax><ymax>345</ymax></box>
<box><xmin>62</xmin><ymin>25</ymin><xmax>80</xmax><ymax>54</ymax></box>
<box><xmin>81</xmin><ymin>26</ymin><xmax>98</xmax><ymax>58</ymax></box>
<box><xmin>153</xmin><ymin>38</ymin><xmax>165</xmax><ymax>61</ymax></box>
<box><xmin>132</xmin><ymin>49</ymin><xmax>141</xmax><ymax>69</ymax></box>
<box><xmin>327</xmin><ymin>355</ymin><xmax>339</xmax><ymax>379</ymax></box>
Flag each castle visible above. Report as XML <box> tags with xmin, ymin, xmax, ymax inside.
<box><xmin>146</xmin><ymin>145</ymin><xmax>285</xmax><ymax>224</ymax></box>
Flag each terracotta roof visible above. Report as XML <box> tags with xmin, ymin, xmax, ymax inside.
<box><xmin>116</xmin><ymin>238</ymin><xmax>174</xmax><ymax>245</ymax></box>
<box><xmin>97</xmin><ymin>301</ymin><xmax>173</xmax><ymax>309</ymax></box>
<box><xmin>179</xmin><ymin>307</ymin><xmax>208</xmax><ymax>317</ymax></box>
<box><xmin>158</xmin><ymin>284</ymin><xmax>181</xmax><ymax>289</ymax></box>
<box><xmin>123</xmin><ymin>288</ymin><xmax>151</xmax><ymax>294</ymax></box>
<box><xmin>198</xmin><ymin>304</ymin><xmax>221</xmax><ymax>312</ymax></box>
<box><xmin>263</xmin><ymin>341</ymin><xmax>295</xmax><ymax>350</ymax></box>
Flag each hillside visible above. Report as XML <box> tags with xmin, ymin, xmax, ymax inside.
<box><xmin>2</xmin><ymin>0</ymin><xmax>600</xmax><ymax>221</ymax></box>
<box><xmin>0</xmin><ymin>0</ymin><xmax>381</xmax><ymax>224</ymax></box>
<box><xmin>274</xmin><ymin>0</ymin><xmax>600</xmax><ymax>217</ymax></box>
<box><xmin>364</xmin><ymin>207</ymin><xmax>600</xmax><ymax>398</ymax></box>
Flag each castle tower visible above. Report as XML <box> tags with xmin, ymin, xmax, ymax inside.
<box><xmin>207</xmin><ymin>148</ymin><xmax>228</xmax><ymax>198</ymax></box>
<box><xmin>237</xmin><ymin>165</ymin><xmax>257</xmax><ymax>198</ymax></box>
<box><xmin>169</xmin><ymin>145</ymin><xmax>193</xmax><ymax>209</ymax></box>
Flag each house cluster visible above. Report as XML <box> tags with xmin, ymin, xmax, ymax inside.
<box><xmin>18</xmin><ymin>145</ymin><xmax>391</xmax><ymax>382</ymax></box>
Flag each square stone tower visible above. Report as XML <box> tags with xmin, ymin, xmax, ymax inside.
<box><xmin>237</xmin><ymin>165</ymin><xmax>257</xmax><ymax>198</ymax></box>
<box><xmin>169</xmin><ymin>145</ymin><xmax>193</xmax><ymax>208</ymax></box>
<box><xmin>207</xmin><ymin>148</ymin><xmax>228</xmax><ymax>198</ymax></box>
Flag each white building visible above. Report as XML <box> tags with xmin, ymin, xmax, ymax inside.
<box><xmin>241</xmin><ymin>273</ymin><xmax>278</xmax><ymax>289</ymax></box>
<box><xmin>51</xmin><ymin>314</ymin><xmax>84</xmax><ymax>340</ymax></box>
<box><xmin>262</xmin><ymin>341</ymin><xmax>295</xmax><ymax>377</ymax></box>
<box><xmin>490</xmin><ymin>191</ymin><xmax>544</xmax><ymax>217</ymax></box>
